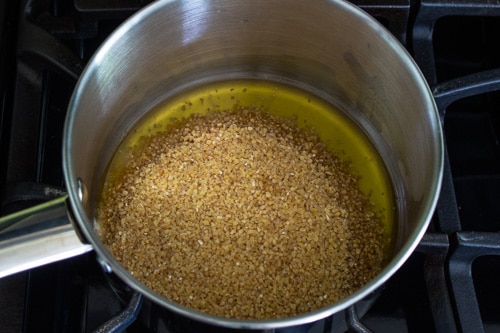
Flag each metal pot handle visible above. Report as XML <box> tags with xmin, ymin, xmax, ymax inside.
<box><xmin>0</xmin><ymin>195</ymin><xmax>93</xmax><ymax>278</ymax></box>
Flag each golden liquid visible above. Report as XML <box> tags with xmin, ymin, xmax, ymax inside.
<box><xmin>107</xmin><ymin>79</ymin><xmax>395</xmax><ymax>245</ymax></box>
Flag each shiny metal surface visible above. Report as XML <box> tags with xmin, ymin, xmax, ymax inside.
<box><xmin>0</xmin><ymin>196</ymin><xmax>93</xmax><ymax>278</ymax></box>
<box><xmin>60</xmin><ymin>0</ymin><xmax>441</xmax><ymax>329</ymax></box>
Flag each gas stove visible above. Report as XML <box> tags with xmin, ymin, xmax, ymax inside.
<box><xmin>1</xmin><ymin>1</ymin><xmax>500</xmax><ymax>332</ymax></box>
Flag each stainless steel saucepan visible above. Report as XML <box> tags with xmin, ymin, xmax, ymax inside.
<box><xmin>0</xmin><ymin>0</ymin><xmax>443</xmax><ymax>330</ymax></box>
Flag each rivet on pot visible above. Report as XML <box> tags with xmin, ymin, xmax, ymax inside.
<box><xmin>77</xmin><ymin>177</ymin><xmax>87</xmax><ymax>204</ymax></box>
<box><xmin>97</xmin><ymin>257</ymin><xmax>114</xmax><ymax>274</ymax></box>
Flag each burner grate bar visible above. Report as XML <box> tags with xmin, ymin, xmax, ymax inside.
<box><xmin>447</xmin><ymin>231</ymin><xmax>500</xmax><ymax>333</ymax></box>
<box><xmin>433</xmin><ymin>68</ymin><xmax>500</xmax><ymax>117</ymax></box>
<box><xmin>18</xmin><ymin>20</ymin><xmax>84</xmax><ymax>80</ymax></box>
<box><xmin>435</xmin><ymin>144</ymin><xmax>462</xmax><ymax>234</ymax></box>
<box><xmin>413</xmin><ymin>0</ymin><xmax>500</xmax><ymax>86</ymax></box>
<box><xmin>418</xmin><ymin>233</ymin><xmax>459</xmax><ymax>333</ymax></box>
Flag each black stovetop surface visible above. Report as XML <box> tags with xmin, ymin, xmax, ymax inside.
<box><xmin>1</xmin><ymin>1</ymin><xmax>500</xmax><ymax>332</ymax></box>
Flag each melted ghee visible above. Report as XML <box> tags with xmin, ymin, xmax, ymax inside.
<box><xmin>105</xmin><ymin>79</ymin><xmax>395</xmax><ymax>247</ymax></box>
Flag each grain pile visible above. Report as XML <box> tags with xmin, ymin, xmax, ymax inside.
<box><xmin>97</xmin><ymin>107</ymin><xmax>388</xmax><ymax>320</ymax></box>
